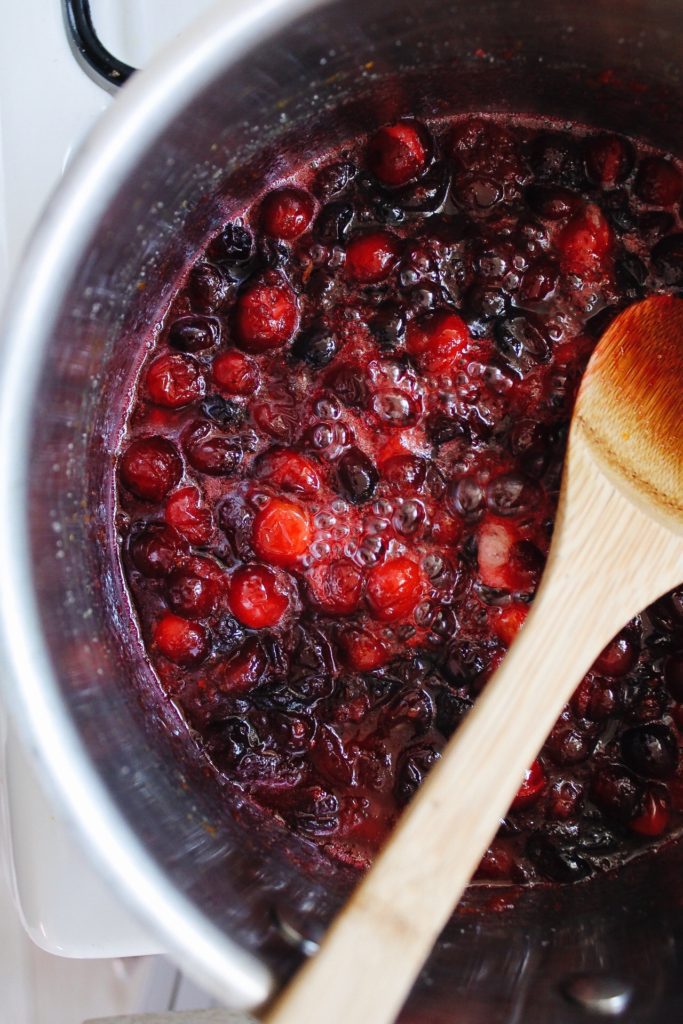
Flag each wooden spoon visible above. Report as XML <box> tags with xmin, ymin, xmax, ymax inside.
<box><xmin>262</xmin><ymin>294</ymin><xmax>683</xmax><ymax>1024</ymax></box>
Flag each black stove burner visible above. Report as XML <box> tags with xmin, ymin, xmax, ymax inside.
<box><xmin>63</xmin><ymin>0</ymin><xmax>136</xmax><ymax>91</ymax></box>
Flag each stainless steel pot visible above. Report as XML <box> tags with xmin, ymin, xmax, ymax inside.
<box><xmin>1</xmin><ymin>0</ymin><xmax>682</xmax><ymax>1018</ymax></box>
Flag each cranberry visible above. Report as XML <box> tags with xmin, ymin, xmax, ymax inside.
<box><xmin>228</xmin><ymin>564</ymin><xmax>290</xmax><ymax>629</ymax></box>
<box><xmin>120</xmin><ymin>437</ymin><xmax>182</xmax><ymax>502</ymax></box>
<box><xmin>556</xmin><ymin>203</ymin><xmax>613</xmax><ymax>276</ymax></box>
<box><xmin>593</xmin><ymin>629</ymin><xmax>639</xmax><ymax>677</ymax></box>
<box><xmin>165</xmin><ymin>486</ymin><xmax>213</xmax><ymax>545</ymax></box>
<box><xmin>340</xmin><ymin>627</ymin><xmax>389</xmax><ymax>671</ymax></box>
<box><xmin>493</xmin><ymin>603</ymin><xmax>528</xmax><ymax>646</ymax></box>
<box><xmin>145</xmin><ymin>352</ymin><xmax>205</xmax><ymax>408</ymax></box>
<box><xmin>511</xmin><ymin>759</ymin><xmax>547</xmax><ymax>809</ymax></box>
<box><xmin>314</xmin><ymin>160</ymin><xmax>356</xmax><ymax>198</ymax></box>
<box><xmin>525</xmin><ymin>184</ymin><xmax>581</xmax><ymax>220</ymax></box>
<box><xmin>367</xmin><ymin>557</ymin><xmax>423</xmax><ymax>622</ymax></box>
<box><xmin>327</xmin><ymin>365</ymin><xmax>368</xmax><ymax>408</ymax></box>
<box><xmin>129</xmin><ymin>523</ymin><xmax>186</xmax><ymax>578</ymax></box>
<box><xmin>406</xmin><ymin>311</ymin><xmax>470</xmax><ymax>374</ymax></box>
<box><xmin>528</xmin><ymin>132</ymin><xmax>584</xmax><ymax>187</ymax></box>
<box><xmin>476</xmin><ymin>518</ymin><xmax>519</xmax><ymax>590</ymax></box>
<box><xmin>183</xmin><ymin>422</ymin><xmax>243</xmax><ymax>477</ymax></box>
<box><xmin>261</xmin><ymin>187</ymin><xmax>314</xmax><ymax>239</ymax></box>
<box><xmin>290</xmin><ymin>326</ymin><xmax>338</xmax><ymax>369</ymax></box>
<box><xmin>366</xmin><ymin>120</ymin><xmax>430</xmax><ymax>187</ymax></box>
<box><xmin>582</xmin><ymin>134</ymin><xmax>634</xmax><ymax>187</ymax></box>
<box><xmin>215</xmin><ymin>222</ymin><xmax>253</xmax><ymax>265</ymax></box>
<box><xmin>381</xmin><ymin>454</ymin><xmax>427</xmax><ymax>491</ymax></box>
<box><xmin>634</xmin><ymin>157</ymin><xmax>682</xmax><ymax>206</ymax></box>
<box><xmin>629</xmin><ymin>787</ymin><xmax>671</xmax><ymax>836</ymax></box>
<box><xmin>153</xmin><ymin>613</ymin><xmax>208</xmax><ymax>666</ymax></box>
<box><xmin>212</xmin><ymin>350</ymin><xmax>260</xmax><ymax>395</ymax></box>
<box><xmin>314</xmin><ymin>201</ymin><xmax>354</xmax><ymax>244</ymax></box>
<box><xmin>337</xmin><ymin>447</ymin><xmax>379</xmax><ymax>504</ymax></box>
<box><xmin>344</xmin><ymin>231</ymin><xmax>400</xmax><ymax>283</ymax></box>
<box><xmin>664</xmin><ymin>651</ymin><xmax>683</xmax><ymax>701</ymax></box>
<box><xmin>591</xmin><ymin>764</ymin><xmax>643</xmax><ymax>822</ymax></box>
<box><xmin>547</xmin><ymin>780</ymin><xmax>583</xmax><ymax>820</ymax></box>
<box><xmin>526</xmin><ymin>833</ymin><xmax>591</xmax><ymax>883</ymax></box>
<box><xmin>200</xmin><ymin>395</ymin><xmax>244</xmax><ymax>430</ymax></box>
<box><xmin>307</xmin><ymin>559</ymin><xmax>364</xmax><ymax>615</ymax></box>
<box><xmin>168</xmin><ymin>316</ymin><xmax>220</xmax><ymax>353</ymax></box>
<box><xmin>234</xmin><ymin>274</ymin><xmax>298</xmax><ymax>351</ymax></box>
<box><xmin>252</xmin><ymin>498</ymin><xmax>311</xmax><ymax>566</ymax></box>
<box><xmin>188</xmin><ymin>262</ymin><xmax>230</xmax><ymax>313</ymax></box>
<box><xmin>651</xmin><ymin>233</ymin><xmax>683</xmax><ymax>286</ymax></box>
<box><xmin>217</xmin><ymin>637</ymin><xmax>268</xmax><ymax>694</ymax></box>
<box><xmin>620</xmin><ymin>723</ymin><xmax>678</xmax><ymax>780</ymax></box>
<box><xmin>256</xmin><ymin>448</ymin><xmax>321</xmax><ymax>496</ymax></box>
<box><xmin>166</xmin><ymin>558</ymin><xmax>224</xmax><ymax>619</ymax></box>
<box><xmin>395</xmin><ymin>743</ymin><xmax>440</xmax><ymax>806</ymax></box>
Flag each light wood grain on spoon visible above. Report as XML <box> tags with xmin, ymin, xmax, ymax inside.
<box><xmin>261</xmin><ymin>295</ymin><xmax>683</xmax><ymax>1024</ymax></box>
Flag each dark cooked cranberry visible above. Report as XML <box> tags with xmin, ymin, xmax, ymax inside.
<box><xmin>394</xmin><ymin>161</ymin><xmax>450</xmax><ymax>214</ymax></box>
<box><xmin>153</xmin><ymin>613</ymin><xmax>208</xmax><ymax>666</ymax></box>
<box><xmin>591</xmin><ymin>764</ymin><xmax>644</xmax><ymax>822</ymax></box>
<box><xmin>664</xmin><ymin>652</ymin><xmax>683</xmax><ymax>701</ymax></box>
<box><xmin>367</xmin><ymin>120</ymin><xmax>430</xmax><ymax>187</ymax></box>
<box><xmin>120</xmin><ymin>437</ymin><xmax>182</xmax><ymax>502</ymax></box>
<box><xmin>651</xmin><ymin>233</ymin><xmax>683</xmax><ymax>286</ymax></box>
<box><xmin>452</xmin><ymin>175</ymin><xmax>503</xmax><ymax>212</ymax></box>
<box><xmin>314</xmin><ymin>201</ymin><xmax>354</xmax><ymax>243</ymax></box>
<box><xmin>337</xmin><ymin>447</ymin><xmax>379</xmax><ymax>504</ymax></box>
<box><xmin>620</xmin><ymin>723</ymin><xmax>678</xmax><ymax>780</ymax></box>
<box><xmin>217</xmin><ymin>638</ymin><xmax>269</xmax><ymax>694</ymax></box>
<box><xmin>200</xmin><ymin>395</ymin><xmax>244</xmax><ymax>428</ymax></box>
<box><xmin>129</xmin><ymin>523</ymin><xmax>186</xmax><ymax>578</ymax></box>
<box><xmin>372</xmin><ymin>389</ymin><xmax>419</xmax><ymax>427</ymax></box>
<box><xmin>234</xmin><ymin>274</ymin><xmax>298</xmax><ymax>351</ymax></box>
<box><xmin>307</xmin><ymin>559</ymin><xmax>364</xmax><ymax>615</ymax></box>
<box><xmin>382</xmin><ymin>454</ymin><xmax>427</xmax><ymax>491</ymax></box>
<box><xmin>615</xmin><ymin>252</ymin><xmax>648</xmax><ymax>297</ymax></box>
<box><xmin>370</xmin><ymin>303</ymin><xmax>406</xmax><ymax>350</ymax></box>
<box><xmin>344</xmin><ymin>231</ymin><xmax>401</xmax><ymax>283</ymax></box>
<box><xmin>166</xmin><ymin>560</ymin><xmax>224</xmax><ymax>619</ymax></box>
<box><xmin>183</xmin><ymin>422</ymin><xmax>243</xmax><ymax>477</ymax></box>
<box><xmin>463</xmin><ymin>283</ymin><xmax>509</xmax><ymax>326</ymax></box>
<box><xmin>637</xmin><ymin>210</ymin><xmax>675</xmax><ymax>243</ymax></box>
<box><xmin>188</xmin><ymin>262</ymin><xmax>230</xmax><ymax>313</ymax></box>
<box><xmin>547</xmin><ymin>779</ymin><xmax>583</xmax><ymax>820</ymax></box>
<box><xmin>314</xmin><ymin>160</ymin><xmax>356</xmax><ymax>199</ymax></box>
<box><xmin>327</xmin><ymin>364</ymin><xmax>368</xmax><ymax>408</ymax></box>
<box><xmin>261</xmin><ymin>187</ymin><xmax>314</xmax><ymax>239</ymax></box>
<box><xmin>486</xmin><ymin>473</ymin><xmax>540</xmax><ymax>516</ymax></box>
<box><xmin>165</xmin><ymin>486</ymin><xmax>213</xmax><ymax>545</ymax></box>
<box><xmin>289</xmin><ymin>786</ymin><xmax>340</xmax><ymax>836</ymax></box>
<box><xmin>212</xmin><ymin>350</ymin><xmax>260</xmax><ymax>395</ymax></box>
<box><xmin>528</xmin><ymin>132</ymin><xmax>584</xmax><ymax>188</ymax></box>
<box><xmin>634</xmin><ymin>157</ymin><xmax>683</xmax><ymax>206</ymax></box>
<box><xmin>215</xmin><ymin>222</ymin><xmax>253</xmax><ymax>265</ymax></box>
<box><xmin>435</xmin><ymin>690</ymin><xmax>472</xmax><ymax>738</ymax></box>
<box><xmin>395</xmin><ymin>743</ymin><xmax>440</xmax><ymax>806</ymax></box>
<box><xmin>443</xmin><ymin>639</ymin><xmax>486</xmax><ymax>687</ymax></box>
<box><xmin>493</xmin><ymin>316</ymin><xmax>550</xmax><ymax>372</ymax></box>
<box><xmin>518</xmin><ymin>259</ymin><xmax>558</xmax><ymax>304</ymax></box>
<box><xmin>583</xmin><ymin>134</ymin><xmax>634</xmax><ymax>187</ymax></box>
<box><xmin>448</xmin><ymin>477</ymin><xmax>484</xmax><ymax>519</ymax></box>
<box><xmin>545</xmin><ymin>721</ymin><xmax>597</xmax><ymax>765</ymax></box>
<box><xmin>526</xmin><ymin>833</ymin><xmax>592</xmax><ymax>882</ymax></box>
<box><xmin>602</xmin><ymin>189</ymin><xmax>638</xmax><ymax>233</ymax></box>
<box><xmin>168</xmin><ymin>316</ymin><xmax>220</xmax><ymax>353</ymax></box>
<box><xmin>426</xmin><ymin>413</ymin><xmax>469</xmax><ymax>447</ymax></box>
<box><xmin>593</xmin><ymin>629</ymin><xmax>639</xmax><ymax>677</ymax></box>
<box><xmin>373</xmin><ymin>198</ymin><xmax>406</xmax><ymax>225</ymax></box>
<box><xmin>525</xmin><ymin>184</ymin><xmax>581</xmax><ymax>220</ymax></box>
<box><xmin>228</xmin><ymin>564</ymin><xmax>290</xmax><ymax>629</ymax></box>
<box><xmin>252</xmin><ymin>498</ymin><xmax>311</xmax><ymax>567</ymax></box>
<box><xmin>290</xmin><ymin>326</ymin><xmax>338</xmax><ymax>368</ymax></box>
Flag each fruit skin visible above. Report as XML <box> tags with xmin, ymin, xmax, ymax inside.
<box><xmin>366</xmin><ymin>120</ymin><xmax>430</xmax><ymax>187</ymax></box>
<box><xmin>307</xmin><ymin>560</ymin><xmax>364</xmax><ymax>615</ymax></box>
<box><xmin>340</xmin><ymin>627</ymin><xmax>389</xmax><ymax>671</ymax></box>
<box><xmin>367</xmin><ymin>557</ymin><xmax>423</xmax><ymax>622</ymax></box>
<box><xmin>556</xmin><ymin>203</ymin><xmax>613</xmax><ymax>276</ymax></box>
<box><xmin>164</xmin><ymin>487</ymin><xmax>213</xmax><ymax>545</ymax></box>
<box><xmin>337</xmin><ymin>447</ymin><xmax>379</xmax><ymax>504</ymax></box>
<box><xmin>256</xmin><ymin>449</ymin><xmax>321</xmax><ymax>496</ymax></box>
<box><xmin>145</xmin><ymin>353</ymin><xmax>205</xmax><ymax>408</ymax></box>
<box><xmin>120</xmin><ymin>437</ymin><xmax>182</xmax><ymax>502</ymax></box>
<box><xmin>129</xmin><ymin>523</ymin><xmax>187</xmax><ymax>578</ymax></box>
<box><xmin>234</xmin><ymin>274</ymin><xmax>298</xmax><ymax>351</ymax></box>
<box><xmin>261</xmin><ymin>187</ymin><xmax>314</xmax><ymax>239</ymax></box>
<box><xmin>406</xmin><ymin>311</ymin><xmax>470</xmax><ymax>374</ymax></box>
<box><xmin>252</xmin><ymin>498</ymin><xmax>311</xmax><ymax>567</ymax></box>
<box><xmin>212</xmin><ymin>350</ymin><xmax>260</xmax><ymax>395</ymax></box>
<box><xmin>511</xmin><ymin>759</ymin><xmax>547</xmax><ymax>809</ymax></box>
<box><xmin>344</xmin><ymin>231</ymin><xmax>401</xmax><ymax>284</ymax></box>
<box><xmin>153</xmin><ymin>613</ymin><xmax>208</xmax><ymax>666</ymax></box>
<box><xmin>228</xmin><ymin>564</ymin><xmax>290</xmax><ymax>629</ymax></box>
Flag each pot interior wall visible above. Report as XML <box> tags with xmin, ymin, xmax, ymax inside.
<box><xmin>26</xmin><ymin>0</ymin><xmax>683</xmax><ymax>1018</ymax></box>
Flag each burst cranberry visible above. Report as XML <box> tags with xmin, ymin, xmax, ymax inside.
<box><xmin>212</xmin><ymin>350</ymin><xmax>260</xmax><ymax>395</ymax></box>
<box><xmin>153</xmin><ymin>613</ymin><xmax>208</xmax><ymax>666</ymax></box>
<box><xmin>406</xmin><ymin>311</ymin><xmax>470</xmax><ymax>374</ymax></box>
<box><xmin>228</xmin><ymin>564</ymin><xmax>290</xmax><ymax>629</ymax></box>
<box><xmin>366</xmin><ymin>120</ymin><xmax>430</xmax><ymax>187</ymax></box>
<box><xmin>217</xmin><ymin>638</ymin><xmax>268</xmax><ymax>694</ymax></box>
<box><xmin>252</xmin><ymin>498</ymin><xmax>311</xmax><ymax>567</ymax></box>
<box><xmin>120</xmin><ymin>437</ymin><xmax>182</xmax><ymax>502</ymax></box>
<box><xmin>629</xmin><ymin>787</ymin><xmax>671</xmax><ymax>836</ymax></box>
<box><xmin>129</xmin><ymin>523</ymin><xmax>186</xmax><ymax>578</ymax></box>
<box><xmin>337</xmin><ymin>447</ymin><xmax>379</xmax><ymax>504</ymax></box>
<box><xmin>582</xmin><ymin>134</ymin><xmax>634</xmax><ymax>187</ymax></box>
<box><xmin>494</xmin><ymin>603</ymin><xmax>528</xmax><ymax>646</ymax></box>
<box><xmin>476</xmin><ymin>518</ymin><xmax>541</xmax><ymax>591</ymax></box>
<box><xmin>556</xmin><ymin>203</ymin><xmax>614</xmax><ymax>275</ymax></box>
<box><xmin>166</xmin><ymin>557</ymin><xmax>225</xmax><ymax>619</ymax></box>
<box><xmin>234</xmin><ymin>275</ymin><xmax>298</xmax><ymax>351</ymax></box>
<box><xmin>381</xmin><ymin>454</ymin><xmax>427</xmax><ymax>491</ymax></box>
<box><xmin>261</xmin><ymin>187</ymin><xmax>314</xmax><ymax>239</ymax></box>
<box><xmin>344</xmin><ymin>231</ymin><xmax>400</xmax><ymax>283</ymax></box>
<box><xmin>367</xmin><ymin>557</ymin><xmax>423</xmax><ymax>622</ymax></box>
<box><xmin>340</xmin><ymin>628</ymin><xmax>389</xmax><ymax>671</ymax></box>
<box><xmin>165</xmin><ymin>486</ymin><xmax>213</xmax><ymax>545</ymax></box>
<box><xmin>256</xmin><ymin>449</ymin><xmax>321</xmax><ymax>495</ymax></box>
<box><xmin>183</xmin><ymin>422</ymin><xmax>243</xmax><ymax>477</ymax></box>
<box><xmin>144</xmin><ymin>353</ymin><xmax>205</xmax><ymax>408</ymax></box>
<box><xmin>168</xmin><ymin>316</ymin><xmax>220</xmax><ymax>353</ymax></box>
<box><xmin>308</xmin><ymin>560</ymin><xmax>364</xmax><ymax>615</ymax></box>
<box><xmin>593</xmin><ymin>629</ymin><xmax>639</xmax><ymax>677</ymax></box>
<box><xmin>635</xmin><ymin>157</ymin><xmax>682</xmax><ymax>206</ymax></box>
<box><xmin>511</xmin><ymin>759</ymin><xmax>547</xmax><ymax>809</ymax></box>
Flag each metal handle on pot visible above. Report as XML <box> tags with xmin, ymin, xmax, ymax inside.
<box><xmin>62</xmin><ymin>0</ymin><xmax>136</xmax><ymax>92</ymax></box>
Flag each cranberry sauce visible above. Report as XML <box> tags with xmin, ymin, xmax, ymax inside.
<box><xmin>116</xmin><ymin>115</ymin><xmax>683</xmax><ymax>885</ymax></box>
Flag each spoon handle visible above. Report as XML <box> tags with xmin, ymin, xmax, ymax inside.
<box><xmin>262</xmin><ymin>427</ymin><xmax>683</xmax><ymax>1024</ymax></box>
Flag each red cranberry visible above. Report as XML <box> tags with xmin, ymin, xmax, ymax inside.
<box><xmin>582</xmin><ymin>134</ymin><xmax>634</xmax><ymax>187</ymax></box>
<box><xmin>519</xmin><ymin>259</ymin><xmax>558</xmax><ymax>303</ymax></box>
<box><xmin>252</xmin><ymin>399</ymin><xmax>297</xmax><ymax>442</ymax></box>
<box><xmin>344</xmin><ymin>231</ymin><xmax>400</xmax><ymax>283</ymax></box>
<box><xmin>145</xmin><ymin>352</ymin><xmax>205</xmax><ymax>408</ymax></box>
<box><xmin>307</xmin><ymin>560</ymin><xmax>364</xmax><ymax>615</ymax></box>
<box><xmin>525</xmin><ymin>184</ymin><xmax>582</xmax><ymax>220</ymax></box>
<box><xmin>234</xmin><ymin>275</ymin><xmax>298</xmax><ymax>351</ymax></box>
<box><xmin>166</xmin><ymin>556</ymin><xmax>225</xmax><ymax>619</ymax></box>
<box><xmin>475</xmin><ymin>845</ymin><xmax>515</xmax><ymax>881</ymax></box>
<box><xmin>337</xmin><ymin>447</ymin><xmax>379</xmax><ymax>504</ymax></box>
<box><xmin>188</xmin><ymin>262</ymin><xmax>230</xmax><ymax>313</ymax></box>
<box><xmin>381</xmin><ymin>454</ymin><xmax>427</xmax><ymax>491</ymax></box>
<box><xmin>120</xmin><ymin>437</ymin><xmax>182</xmax><ymax>502</ymax></box>
<box><xmin>212</xmin><ymin>350</ymin><xmax>260</xmax><ymax>395</ymax></box>
<box><xmin>593</xmin><ymin>629</ymin><xmax>639</xmax><ymax>677</ymax></box>
<box><xmin>366</xmin><ymin>120</ymin><xmax>430</xmax><ymax>187</ymax></box>
<box><xmin>252</xmin><ymin>498</ymin><xmax>311</xmax><ymax>566</ymax></box>
<box><xmin>547</xmin><ymin>779</ymin><xmax>583</xmax><ymax>820</ymax></box>
<box><xmin>165</xmin><ymin>486</ymin><xmax>213</xmax><ymax>545</ymax></box>
<box><xmin>620</xmin><ymin>723</ymin><xmax>678</xmax><ymax>780</ymax></box>
<box><xmin>367</xmin><ymin>557</ymin><xmax>423</xmax><ymax>622</ymax></box>
<box><xmin>493</xmin><ymin>603</ymin><xmax>528</xmax><ymax>646</ymax></box>
<box><xmin>228</xmin><ymin>564</ymin><xmax>290</xmax><ymax>629</ymax></box>
<box><xmin>153</xmin><ymin>613</ymin><xmax>208</xmax><ymax>666</ymax></box>
<box><xmin>511</xmin><ymin>759</ymin><xmax>546</xmax><ymax>809</ymax></box>
<box><xmin>664</xmin><ymin>651</ymin><xmax>683</xmax><ymax>701</ymax></box>
<box><xmin>183</xmin><ymin>421</ymin><xmax>243</xmax><ymax>477</ymax></box>
<box><xmin>634</xmin><ymin>157</ymin><xmax>682</xmax><ymax>206</ymax></box>
<box><xmin>628</xmin><ymin>786</ymin><xmax>671</xmax><ymax>836</ymax></box>
<box><xmin>340</xmin><ymin>627</ymin><xmax>389</xmax><ymax>671</ymax></box>
<box><xmin>256</xmin><ymin>448</ymin><xmax>321</xmax><ymax>496</ymax></box>
<box><xmin>261</xmin><ymin>187</ymin><xmax>314</xmax><ymax>239</ymax></box>
<box><xmin>168</xmin><ymin>316</ymin><xmax>220</xmax><ymax>353</ymax></box>
<box><xmin>556</xmin><ymin>203</ymin><xmax>613</xmax><ymax>276</ymax></box>
<box><xmin>129</xmin><ymin>523</ymin><xmax>186</xmax><ymax>578</ymax></box>
<box><xmin>406</xmin><ymin>311</ymin><xmax>470</xmax><ymax>374</ymax></box>
<box><xmin>217</xmin><ymin>637</ymin><xmax>268</xmax><ymax>694</ymax></box>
